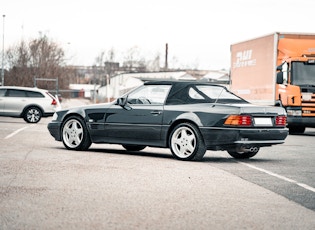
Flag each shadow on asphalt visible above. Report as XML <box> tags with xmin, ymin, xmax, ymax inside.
<box><xmin>92</xmin><ymin>148</ymin><xmax>174</xmax><ymax>159</ymax></box>
<box><xmin>289</xmin><ymin>128</ymin><xmax>315</xmax><ymax>136</ymax></box>
<box><xmin>54</xmin><ymin>146</ymin><xmax>278</xmax><ymax>163</ymax></box>
<box><xmin>55</xmin><ymin>146</ymin><xmax>174</xmax><ymax>160</ymax></box>
<box><xmin>291</xmin><ymin>132</ymin><xmax>315</xmax><ymax>137</ymax></box>
<box><xmin>0</xmin><ymin>120</ymin><xmax>28</xmax><ymax>124</ymax></box>
<box><xmin>202</xmin><ymin>156</ymin><xmax>277</xmax><ymax>163</ymax></box>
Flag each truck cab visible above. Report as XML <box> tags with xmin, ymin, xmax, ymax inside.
<box><xmin>276</xmin><ymin>39</ymin><xmax>315</xmax><ymax>134</ymax></box>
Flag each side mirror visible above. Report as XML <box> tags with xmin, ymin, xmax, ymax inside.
<box><xmin>116</xmin><ymin>97</ymin><xmax>126</xmax><ymax>106</ymax></box>
<box><xmin>115</xmin><ymin>97</ymin><xmax>131</xmax><ymax>110</ymax></box>
<box><xmin>276</xmin><ymin>72</ymin><xmax>284</xmax><ymax>84</ymax></box>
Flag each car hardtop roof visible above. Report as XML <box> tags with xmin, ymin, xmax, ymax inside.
<box><xmin>144</xmin><ymin>80</ymin><xmax>225</xmax><ymax>88</ymax></box>
<box><xmin>0</xmin><ymin>86</ymin><xmax>48</xmax><ymax>92</ymax></box>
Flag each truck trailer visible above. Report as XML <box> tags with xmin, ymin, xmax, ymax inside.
<box><xmin>230</xmin><ymin>32</ymin><xmax>315</xmax><ymax>134</ymax></box>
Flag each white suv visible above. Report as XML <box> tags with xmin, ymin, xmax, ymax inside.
<box><xmin>0</xmin><ymin>86</ymin><xmax>59</xmax><ymax>123</ymax></box>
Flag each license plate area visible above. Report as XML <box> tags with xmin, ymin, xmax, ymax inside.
<box><xmin>253</xmin><ymin>117</ymin><xmax>273</xmax><ymax>126</ymax></box>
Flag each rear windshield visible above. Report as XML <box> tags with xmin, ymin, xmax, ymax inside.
<box><xmin>194</xmin><ymin>85</ymin><xmax>246</xmax><ymax>103</ymax></box>
<box><xmin>166</xmin><ymin>84</ymin><xmax>247</xmax><ymax>105</ymax></box>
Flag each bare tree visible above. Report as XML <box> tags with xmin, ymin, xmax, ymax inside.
<box><xmin>95</xmin><ymin>47</ymin><xmax>116</xmax><ymax>66</ymax></box>
<box><xmin>94</xmin><ymin>48</ymin><xmax>118</xmax><ymax>85</ymax></box>
<box><xmin>146</xmin><ymin>52</ymin><xmax>161</xmax><ymax>72</ymax></box>
<box><xmin>4</xmin><ymin>35</ymin><xmax>70</xmax><ymax>92</ymax></box>
<box><xmin>123</xmin><ymin>46</ymin><xmax>142</xmax><ymax>72</ymax></box>
<box><xmin>95</xmin><ymin>51</ymin><xmax>105</xmax><ymax>67</ymax></box>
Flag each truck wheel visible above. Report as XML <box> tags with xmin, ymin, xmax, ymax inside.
<box><xmin>288</xmin><ymin>126</ymin><xmax>305</xmax><ymax>135</ymax></box>
<box><xmin>62</xmin><ymin>116</ymin><xmax>91</xmax><ymax>151</ymax></box>
<box><xmin>169</xmin><ymin>123</ymin><xmax>206</xmax><ymax>161</ymax></box>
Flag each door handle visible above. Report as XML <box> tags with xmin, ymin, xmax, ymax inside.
<box><xmin>150</xmin><ymin>111</ymin><xmax>162</xmax><ymax>115</ymax></box>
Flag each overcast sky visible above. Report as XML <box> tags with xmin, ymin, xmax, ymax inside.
<box><xmin>2</xmin><ymin>0</ymin><xmax>315</xmax><ymax>70</ymax></box>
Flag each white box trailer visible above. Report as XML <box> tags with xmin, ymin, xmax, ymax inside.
<box><xmin>230</xmin><ymin>32</ymin><xmax>315</xmax><ymax>134</ymax></box>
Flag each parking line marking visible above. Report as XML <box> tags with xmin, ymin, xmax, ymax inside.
<box><xmin>4</xmin><ymin>125</ymin><xmax>35</xmax><ymax>139</ymax></box>
<box><xmin>239</xmin><ymin>162</ymin><xmax>315</xmax><ymax>193</ymax></box>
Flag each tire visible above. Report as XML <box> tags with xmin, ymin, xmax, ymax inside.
<box><xmin>169</xmin><ymin>123</ymin><xmax>206</xmax><ymax>161</ymax></box>
<box><xmin>288</xmin><ymin>126</ymin><xmax>305</xmax><ymax>135</ymax></box>
<box><xmin>24</xmin><ymin>106</ymin><xmax>42</xmax><ymax>123</ymax></box>
<box><xmin>122</xmin><ymin>145</ymin><xmax>146</xmax><ymax>151</ymax></box>
<box><xmin>62</xmin><ymin>116</ymin><xmax>92</xmax><ymax>151</ymax></box>
<box><xmin>227</xmin><ymin>147</ymin><xmax>260</xmax><ymax>159</ymax></box>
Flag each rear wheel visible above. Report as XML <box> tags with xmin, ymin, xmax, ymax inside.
<box><xmin>122</xmin><ymin>145</ymin><xmax>146</xmax><ymax>151</ymax></box>
<box><xmin>169</xmin><ymin>123</ymin><xmax>206</xmax><ymax>161</ymax></box>
<box><xmin>62</xmin><ymin>116</ymin><xmax>91</xmax><ymax>150</ymax></box>
<box><xmin>24</xmin><ymin>106</ymin><xmax>42</xmax><ymax>123</ymax></box>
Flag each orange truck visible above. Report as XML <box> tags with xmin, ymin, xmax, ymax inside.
<box><xmin>230</xmin><ymin>32</ymin><xmax>315</xmax><ymax>134</ymax></box>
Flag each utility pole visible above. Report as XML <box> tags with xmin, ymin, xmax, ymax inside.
<box><xmin>1</xmin><ymin>15</ymin><xmax>5</xmax><ymax>86</ymax></box>
<box><xmin>106</xmin><ymin>74</ymin><xmax>110</xmax><ymax>103</ymax></box>
<box><xmin>164</xmin><ymin>43</ymin><xmax>168</xmax><ymax>71</ymax></box>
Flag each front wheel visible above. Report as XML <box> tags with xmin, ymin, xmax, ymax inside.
<box><xmin>24</xmin><ymin>106</ymin><xmax>42</xmax><ymax>123</ymax></box>
<box><xmin>169</xmin><ymin>123</ymin><xmax>206</xmax><ymax>161</ymax></box>
<box><xmin>62</xmin><ymin>116</ymin><xmax>92</xmax><ymax>151</ymax></box>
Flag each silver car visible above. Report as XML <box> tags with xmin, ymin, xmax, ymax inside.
<box><xmin>0</xmin><ymin>86</ymin><xmax>59</xmax><ymax>123</ymax></box>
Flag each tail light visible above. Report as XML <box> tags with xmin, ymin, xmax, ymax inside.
<box><xmin>275</xmin><ymin>115</ymin><xmax>287</xmax><ymax>126</ymax></box>
<box><xmin>46</xmin><ymin>92</ymin><xmax>57</xmax><ymax>105</ymax></box>
<box><xmin>51</xmin><ymin>99</ymin><xmax>57</xmax><ymax>105</ymax></box>
<box><xmin>224</xmin><ymin>115</ymin><xmax>252</xmax><ymax>126</ymax></box>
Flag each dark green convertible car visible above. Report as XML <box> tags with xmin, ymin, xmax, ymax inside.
<box><xmin>47</xmin><ymin>81</ymin><xmax>288</xmax><ymax>161</ymax></box>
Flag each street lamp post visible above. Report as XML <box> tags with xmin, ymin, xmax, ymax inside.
<box><xmin>1</xmin><ymin>15</ymin><xmax>5</xmax><ymax>86</ymax></box>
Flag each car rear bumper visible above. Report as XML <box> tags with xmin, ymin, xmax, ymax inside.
<box><xmin>47</xmin><ymin>121</ymin><xmax>62</xmax><ymax>141</ymax></box>
<box><xmin>200</xmin><ymin>127</ymin><xmax>288</xmax><ymax>150</ymax></box>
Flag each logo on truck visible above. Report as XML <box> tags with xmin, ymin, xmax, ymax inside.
<box><xmin>233</xmin><ymin>50</ymin><xmax>256</xmax><ymax>68</ymax></box>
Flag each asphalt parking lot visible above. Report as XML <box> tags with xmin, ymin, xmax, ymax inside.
<box><xmin>0</xmin><ymin>99</ymin><xmax>314</xmax><ymax>229</ymax></box>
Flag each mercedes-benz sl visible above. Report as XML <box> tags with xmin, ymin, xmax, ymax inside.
<box><xmin>47</xmin><ymin>81</ymin><xmax>288</xmax><ymax>161</ymax></box>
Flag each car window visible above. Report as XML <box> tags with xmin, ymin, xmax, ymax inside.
<box><xmin>189</xmin><ymin>88</ymin><xmax>205</xmax><ymax>100</ymax></box>
<box><xmin>6</xmin><ymin>89</ymin><xmax>27</xmax><ymax>97</ymax></box>
<box><xmin>0</xmin><ymin>89</ymin><xmax>6</xmax><ymax>97</ymax></box>
<box><xmin>167</xmin><ymin>84</ymin><xmax>247</xmax><ymax>105</ymax></box>
<box><xmin>127</xmin><ymin>85</ymin><xmax>171</xmax><ymax>105</ymax></box>
<box><xmin>195</xmin><ymin>85</ymin><xmax>247</xmax><ymax>103</ymax></box>
<box><xmin>26</xmin><ymin>91</ymin><xmax>45</xmax><ymax>98</ymax></box>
